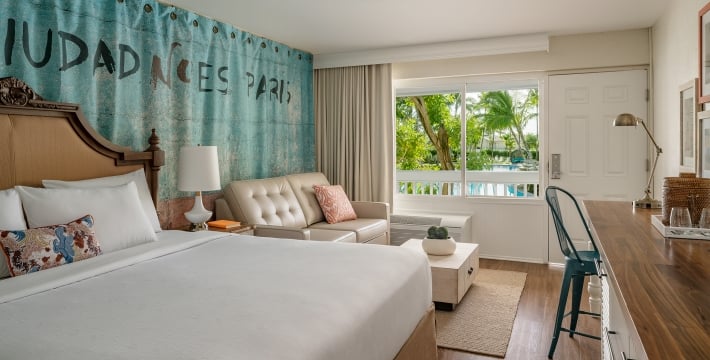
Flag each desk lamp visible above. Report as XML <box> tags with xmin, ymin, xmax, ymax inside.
<box><xmin>613</xmin><ymin>113</ymin><xmax>662</xmax><ymax>208</ymax></box>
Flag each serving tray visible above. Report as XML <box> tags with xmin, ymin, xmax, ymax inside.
<box><xmin>651</xmin><ymin>215</ymin><xmax>710</xmax><ymax>240</ymax></box>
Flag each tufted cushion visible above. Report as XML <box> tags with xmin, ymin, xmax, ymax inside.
<box><xmin>222</xmin><ymin>177</ymin><xmax>308</xmax><ymax>227</ymax></box>
<box><xmin>286</xmin><ymin>172</ymin><xmax>330</xmax><ymax>226</ymax></box>
<box><xmin>0</xmin><ymin>215</ymin><xmax>101</xmax><ymax>276</ymax></box>
<box><xmin>313</xmin><ymin>185</ymin><xmax>357</xmax><ymax>224</ymax></box>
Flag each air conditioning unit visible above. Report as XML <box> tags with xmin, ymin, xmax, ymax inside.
<box><xmin>390</xmin><ymin>213</ymin><xmax>472</xmax><ymax>246</ymax></box>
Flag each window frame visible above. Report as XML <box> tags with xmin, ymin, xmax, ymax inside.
<box><xmin>394</xmin><ymin>73</ymin><xmax>545</xmax><ymax>199</ymax></box>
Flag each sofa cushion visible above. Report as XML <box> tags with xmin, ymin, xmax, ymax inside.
<box><xmin>308</xmin><ymin>229</ymin><xmax>357</xmax><ymax>243</ymax></box>
<box><xmin>222</xmin><ymin>177</ymin><xmax>308</xmax><ymax>228</ymax></box>
<box><xmin>309</xmin><ymin>218</ymin><xmax>388</xmax><ymax>243</ymax></box>
<box><xmin>286</xmin><ymin>172</ymin><xmax>330</xmax><ymax>226</ymax></box>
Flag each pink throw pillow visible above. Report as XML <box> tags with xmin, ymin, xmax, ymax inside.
<box><xmin>313</xmin><ymin>185</ymin><xmax>357</xmax><ymax>224</ymax></box>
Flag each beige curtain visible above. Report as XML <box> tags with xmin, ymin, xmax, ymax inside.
<box><xmin>313</xmin><ymin>64</ymin><xmax>393</xmax><ymax>205</ymax></box>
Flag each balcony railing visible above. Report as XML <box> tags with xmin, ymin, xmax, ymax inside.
<box><xmin>396</xmin><ymin>169</ymin><xmax>539</xmax><ymax>198</ymax></box>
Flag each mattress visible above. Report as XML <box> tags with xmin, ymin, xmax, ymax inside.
<box><xmin>0</xmin><ymin>231</ymin><xmax>432</xmax><ymax>360</ymax></box>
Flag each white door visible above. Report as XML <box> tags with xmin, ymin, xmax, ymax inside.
<box><xmin>547</xmin><ymin>70</ymin><xmax>648</xmax><ymax>262</ymax></box>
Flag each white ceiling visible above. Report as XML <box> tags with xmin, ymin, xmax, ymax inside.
<box><xmin>163</xmin><ymin>0</ymin><xmax>669</xmax><ymax>55</ymax></box>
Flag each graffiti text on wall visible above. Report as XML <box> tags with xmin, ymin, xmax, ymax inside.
<box><xmin>3</xmin><ymin>18</ymin><xmax>291</xmax><ymax>104</ymax></box>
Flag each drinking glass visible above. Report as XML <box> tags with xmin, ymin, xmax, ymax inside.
<box><xmin>699</xmin><ymin>208</ymin><xmax>710</xmax><ymax>229</ymax></box>
<box><xmin>669</xmin><ymin>207</ymin><xmax>692</xmax><ymax>228</ymax></box>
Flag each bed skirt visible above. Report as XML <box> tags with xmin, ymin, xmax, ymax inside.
<box><xmin>394</xmin><ymin>304</ymin><xmax>437</xmax><ymax>360</ymax></box>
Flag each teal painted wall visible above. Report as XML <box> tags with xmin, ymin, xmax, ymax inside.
<box><xmin>0</xmin><ymin>0</ymin><xmax>315</xmax><ymax>199</ymax></box>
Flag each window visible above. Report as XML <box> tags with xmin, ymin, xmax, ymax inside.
<box><xmin>395</xmin><ymin>79</ymin><xmax>540</xmax><ymax>198</ymax></box>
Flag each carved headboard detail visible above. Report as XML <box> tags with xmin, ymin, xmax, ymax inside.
<box><xmin>0</xmin><ymin>77</ymin><xmax>164</xmax><ymax>205</ymax></box>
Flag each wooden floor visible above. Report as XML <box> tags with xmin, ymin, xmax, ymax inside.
<box><xmin>438</xmin><ymin>259</ymin><xmax>601</xmax><ymax>360</ymax></box>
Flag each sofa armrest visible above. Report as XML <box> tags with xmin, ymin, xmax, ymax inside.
<box><xmin>351</xmin><ymin>201</ymin><xmax>390</xmax><ymax>221</ymax></box>
<box><xmin>215</xmin><ymin>198</ymin><xmax>235</xmax><ymax>220</ymax></box>
<box><xmin>253</xmin><ymin>225</ymin><xmax>311</xmax><ymax>240</ymax></box>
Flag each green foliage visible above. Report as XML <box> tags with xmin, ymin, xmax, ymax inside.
<box><xmin>427</xmin><ymin>226</ymin><xmax>449</xmax><ymax>239</ymax></box>
<box><xmin>395</xmin><ymin>88</ymin><xmax>538</xmax><ymax>173</ymax></box>
<box><xmin>475</xmin><ymin>91</ymin><xmax>515</xmax><ymax>132</ymax></box>
<box><xmin>398</xmin><ymin>181</ymin><xmax>442</xmax><ymax>195</ymax></box>
<box><xmin>501</xmin><ymin>133</ymin><xmax>516</xmax><ymax>151</ymax></box>
<box><xmin>395</xmin><ymin>97</ymin><xmax>416</xmax><ymax>121</ymax></box>
<box><xmin>466</xmin><ymin>115</ymin><xmax>484</xmax><ymax>151</ymax></box>
<box><xmin>396</xmin><ymin>117</ymin><xmax>428</xmax><ymax>170</ymax></box>
<box><xmin>422</xmin><ymin>94</ymin><xmax>456</xmax><ymax>125</ymax></box>
<box><xmin>525</xmin><ymin>133</ymin><xmax>539</xmax><ymax>152</ymax></box>
<box><xmin>466</xmin><ymin>150</ymin><xmax>493</xmax><ymax>170</ymax></box>
<box><xmin>395</xmin><ymin>94</ymin><xmax>459</xmax><ymax>172</ymax></box>
<box><xmin>473</xmin><ymin>89</ymin><xmax>538</xmax><ymax>152</ymax></box>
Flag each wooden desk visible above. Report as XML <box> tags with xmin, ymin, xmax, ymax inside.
<box><xmin>584</xmin><ymin>201</ymin><xmax>710</xmax><ymax>360</ymax></box>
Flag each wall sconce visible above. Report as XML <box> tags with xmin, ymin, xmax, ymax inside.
<box><xmin>177</xmin><ymin>145</ymin><xmax>221</xmax><ymax>230</ymax></box>
<box><xmin>612</xmin><ymin>113</ymin><xmax>662</xmax><ymax>208</ymax></box>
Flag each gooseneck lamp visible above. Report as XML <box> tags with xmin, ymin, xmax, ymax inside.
<box><xmin>612</xmin><ymin>113</ymin><xmax>662</xmax><ymax>209</ymax></box>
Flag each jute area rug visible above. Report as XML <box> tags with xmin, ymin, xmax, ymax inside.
<box><xmin>436</xmin><ymin>268</ymin><xmax>528</xmax><ymax>358</ymax></box>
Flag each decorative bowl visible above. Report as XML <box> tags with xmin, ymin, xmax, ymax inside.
<box><xmin>422</xmin><ymin>237</ymin><xmax>456</xmax><ymax>255</ymax></box>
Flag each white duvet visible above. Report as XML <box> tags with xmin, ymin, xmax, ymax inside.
<box><xmin>0</xmin><ymin>231</ymin><xmax>432</xmax><ymax>360</ymax></box>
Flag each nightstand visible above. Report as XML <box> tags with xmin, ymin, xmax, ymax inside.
<box><xmin>401</xmin><ymin>239</ymin><xmax>479</xmax><ymax>311</ymax></box>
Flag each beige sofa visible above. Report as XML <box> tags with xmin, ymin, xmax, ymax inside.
<box><xmin>215</xmin><ymin>172</ymin><xmax>390</xmax><ymax>244</ymax></box>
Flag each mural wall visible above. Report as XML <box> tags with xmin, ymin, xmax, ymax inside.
<box><xmin>0</xmin><ymin>0</ymin><xmax>315</xmax><ymax>199</ymax></box>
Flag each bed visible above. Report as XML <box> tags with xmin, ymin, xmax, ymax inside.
<box><xmin>0</xmin><ymin>77</ymin><xmax>437</xmax><ymax>360</ymax></box>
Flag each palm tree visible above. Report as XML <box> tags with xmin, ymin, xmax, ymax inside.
<box><xmin>475</xmin><ymin>89</ymin><xmax>538</xmax><ymax>152</ymax></box>
<box><xmin>476</xmin><ymin>91</ymin><xmax>518</xmax><ymax>149</ymax></box>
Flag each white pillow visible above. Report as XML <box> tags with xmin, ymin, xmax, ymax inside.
<box><xmin>0</xmin><ymin>188</ymin><xmax>27</xmax><ymax>279</ymax></box>
<box><xmin>42</xmin><ymin>168</ymin><xmax>161</xmax><ymax>232</ymax></box>
<box><xmin>0</xmin><ymin>188</ymin><xmax>27</xmax><ymax>231</ymax></box>
<box><xmin>16</xmin><ymin>182</ymin><xmax>157</xmax><ymax>254</ymax></box>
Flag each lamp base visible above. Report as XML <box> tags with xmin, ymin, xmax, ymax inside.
<box><xmin>184</xmin><ymin>193</ymin><xmax>212</xmax><ymax>231</ymax></box>
<box><xmin>188</xmin><ymin>222</ymin><xmax>208</xmax><ymax>232</ymax></box>
<box><xmin>633</xmin><ymin>197</ymin><xmax>662</xmax><ymax>209</ymax></box>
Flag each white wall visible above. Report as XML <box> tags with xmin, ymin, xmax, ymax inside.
<box><xmin>652</xmin><ymin>0</ymin><xmax>706</xmax><ymax>193</ymax></box>
<box><xmin>392</xmin><ymin>30</ymin><xmax>650</xmax><ymax>263</ymax></box>
<box><xmin>395</xmin><ymin>195</ymin><xmax>549</xmax><ymax>262</ymax></box>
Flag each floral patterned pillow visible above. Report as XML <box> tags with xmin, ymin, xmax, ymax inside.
<box><xmin>313</xmin><ymin>185</ymin><xmax>357</xmax><ymax>224</ymax></box>
<box><xmin>0</xmin><ymin>215</ymin><xmax>102</xmax><ymax>276</ymax></box>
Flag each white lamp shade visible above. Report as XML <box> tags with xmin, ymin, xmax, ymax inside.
<box><xmin>177</xmin><ymin>146</ymin><xmax>221</xmax><ymax>191</ymax></box>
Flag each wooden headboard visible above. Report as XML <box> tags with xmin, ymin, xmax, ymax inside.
<box><xmin>0</xmin><ymin>77</ymin><xmax>164</xmax><ymax>205</ymax></box>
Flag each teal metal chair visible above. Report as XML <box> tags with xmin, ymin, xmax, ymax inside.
<box><xmin>545</xmin><ymin>186</ymin><xmax>601</xmax><ymax>359</ymax></box>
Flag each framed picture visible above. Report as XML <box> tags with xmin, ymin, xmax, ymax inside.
<box><xmin>680</xmin><ymin>79</ymin><xmax>698</xmax><ymax>173</ymax></box>
<box><xmin>698</xmin><ymin>110</ymin><xmax>710</xmax><ymax>177</ymax></box>
<box><xmin>700</xmin><ymin>3</ymin><xmax>710</xmax><ymax>103</ymax></box>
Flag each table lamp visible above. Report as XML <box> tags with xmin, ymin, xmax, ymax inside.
<box><xmin>177</xmin><ymin>145</ymin><xmax>221</xmax><ymax>231</ymax></box>
<box><xmin>612</xmin><ymin>113</ymin><xmax>662</xmax><ymax>208</ymax></box>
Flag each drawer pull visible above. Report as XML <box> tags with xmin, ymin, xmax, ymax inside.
<box><xmin>468</xmin><ymin>267</ymin><xmax>473</xmax><ymax>275</ymax></box>
<box><xmin>595</xmin><ymin>259</ymin><xmax>607</xmax><ymax>279</ymax></box>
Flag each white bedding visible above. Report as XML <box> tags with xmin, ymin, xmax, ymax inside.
<box><xmin>0</xmin><ymin>231</ymin><xmax>432</xmax><ymax>360</ymax></box>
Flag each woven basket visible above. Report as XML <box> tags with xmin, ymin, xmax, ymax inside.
<box><xmin>661</xmin><ymin>175</ymin><xmax>710</xmax><ymax>225</ymax></box>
